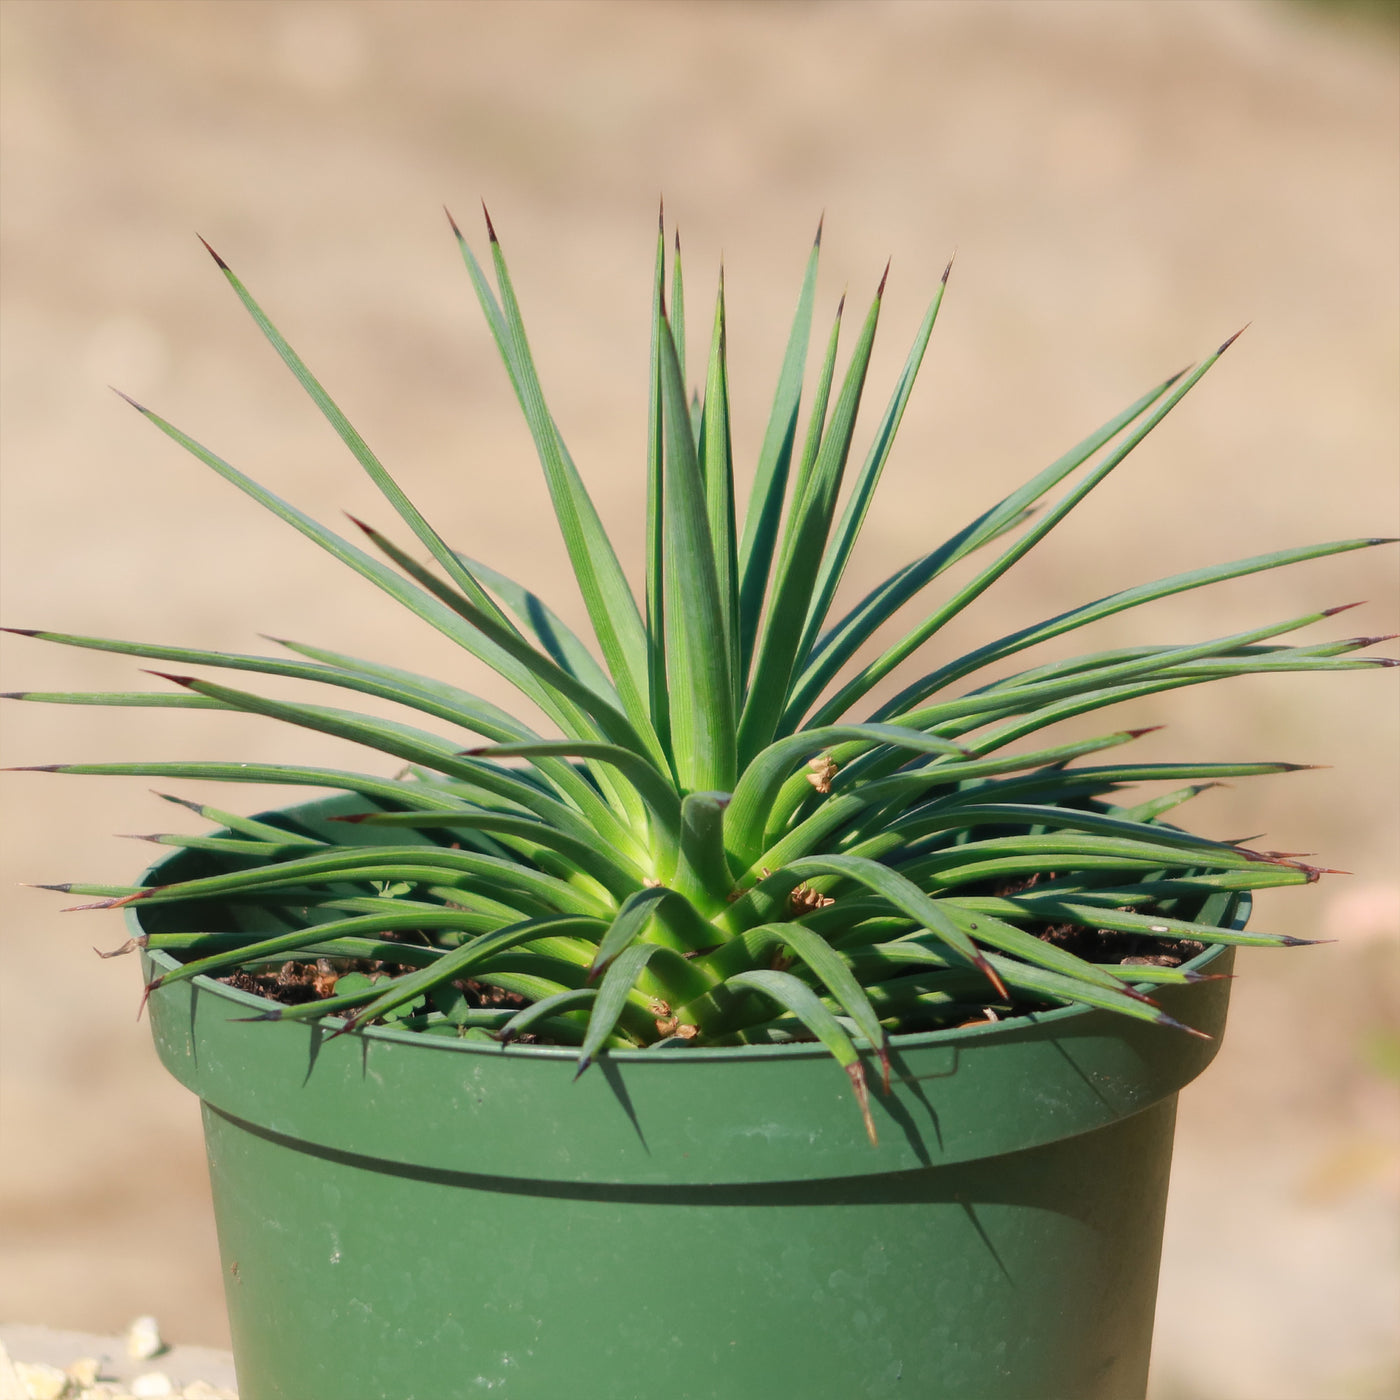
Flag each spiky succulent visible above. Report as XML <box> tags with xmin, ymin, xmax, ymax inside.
<box><xmin>8</xmin><ymin>209</ymin><xmax>1394</xmax><ymax>1141</ymax></box>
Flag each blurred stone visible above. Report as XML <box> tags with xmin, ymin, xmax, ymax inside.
<box><xmin>11</xmin><ymin>1363</ymin><xmax>67</xmax><ymax>1400</ymax></box>
<box><xmin>127</xmin><ymin>1377</ymin><xmax>172</xmax><ymax>1399</ymax></box>
<box><xmin>121</xmin><ymin>1324</ymin><xmax>161</xmax><ymax>1365</ymax></box>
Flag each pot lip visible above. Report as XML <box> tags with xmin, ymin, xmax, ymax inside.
<box><xmin>141</xmin><ymin>934</ymin><xmax>1236</xmax><ymax>1066</ymax></box>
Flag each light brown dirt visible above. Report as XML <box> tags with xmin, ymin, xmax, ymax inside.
<box><xmin>1</xmin><ymin>3</ymin><xmax>1396</xmax><ymax>1395</ymax></box>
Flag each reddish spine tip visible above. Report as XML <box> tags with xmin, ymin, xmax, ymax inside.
<box><xmin>1</xmin><ymin>627</ymin><xmax>41</xmax><ymax>637</ymax></box>
<box><xmin>6</xmin><ymin>764</ymin><xmax>61</xmax><ymax>773</ymax></box>
<box><xmin>443</xmin><ymin>205</ymin><xmax>464</xmax><ymax>239</ymax></box>
<box><xmin>674</xmin><ymin>229</ymin><xmax>681</xmax><ymax>255</ymax></box>
<box><xmin>110</xmin><ymin>386</ymin><xmax>148</xmax><ymax>412</ymax></box>
<box><xmin>0</xmin><ymin>692</ymin><xmax>25</xmax><ymax>700</ymax></box>
<box><xmin>814</xmin><ymin>211</ymin><xmax>825</xmax><ymax>248</ymax></box>
<box><xmin>835</xmin><ymin>291</ymin><xmax>847</xmax><ymax>317</ymax></box>
<box><xmin>1323</xmin><ymin>601</ymin><xmax>1366</xmax><ymax>617</ymax></box>
<box><xmin>343</xmin><ymin>512</ymin><xmax>375</xmax><ymax>536</ymax></box>
<box><xmin>877</xmin><ymin>259</ymin><xmax>891</xmax><ymax>298</ymax></box>
<box><xmin>977</xmin><ymin>957</ymin><xmax>1009</xmax><ymax>1002</ymax></box>
<box><xmin>658</xmin><ymin>195</ymin><xmax>665</xmax><ymax>233</ymax></box>
<box><xmin>572</xmin><ymin>1056</ymin><xmax>593</xmax><ymax>1082</ymax></box>
<box><xmin>196</xmin><ymin>234</ymin><xmax>229</xmax><ymax>270</ymax></box>
<box><xmin>1216</xmin><ymin>323</ymin><xmax>1250</xmax><ymax>355</ymax></box>
<box><xmin>143</xmin><ymin>670</ymin><xmax>196</xmax><ymax>688</ymax></box>
<box><xmin>1124</xmin><ymin>725</ymin><xmax>1165</xmax><ymax>739</ymax></box>
<box><xmin>481</xmin><ymin>201</ymin><xmax>498</xmax><ymax>243</ymax></box>
<box><xmin>1371</xmin><ymin>657</ymin><xmax>1400</xmax><ymax>668</ymax></box>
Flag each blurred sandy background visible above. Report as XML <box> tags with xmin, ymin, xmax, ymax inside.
<box><xmin>1</xmin><ymin>1</ymin><xmax>1396</xmax><ymax>1395</ymax></box>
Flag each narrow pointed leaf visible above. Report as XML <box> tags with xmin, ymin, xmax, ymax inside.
<box><xmin>741</xmin><ymin>277</ymin><xmax>885</xmax><ymax>759</ymax></box>
<box><xmin>813</xmin><ymin>341</ymin><xmax>1243</xmax><ymax>725</ymax></box>
<box><xmin>736</xmin><ymin>226</ymin><xmax>822</xmax><ymax>672</ymax></box>
<box><xmin>658</xmin><ymin>312</ymin><xmax>737</xmax><ymax>790</ymax></box>
<box><xmin>797</xmin><ymin>264</ymin><xmax>950</xmax><ymax>665</ymax></box>
<box><xmin>723</xmin><ymin>968</ymin><xmax>877</xmax><ymax>1144</ymax></box>
<box><xmin>576</xmin><ymin>942</ymin><xmax>664</xmax><ymax>1074</ymax></box>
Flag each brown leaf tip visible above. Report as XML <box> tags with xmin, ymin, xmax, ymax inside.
<box><xmin>814</xmin><ymin>211</ymin><xmax>825</xmax><ymax>248</ymax></box>
<box><xmin>443</xmin><ymin>205</ymin><xmax>464</xmax><ymax>239</ymax></box>
<box><xmin>1216</xmin><ymin>323</ymin><xmax>1250</xmax><ymax>355</ymax></box>
<box><xmin>196</xmin><ymin>234</ymin><xmax>229</xmax><ymax>271</ymax></box>
<box><xmin>481</xmin><ymin>201</ymin><xmax>498</xmax><ymax>244</ymax></box>
<box><xmin>877</xmin><ymin>259</ymin><xmax>891</xmax><ymax>298</ymax></box>
<box><xmin>1322</xmin><ymin>601</ymin><xmax>1365</xmax><ymax>617</ymax></box>
<box><xmin>1</xmin><ymin>627</ymin><xmax>41</xmax><ymax>637</ymax></box>
<box><xmin>144</xmin><ymin>670</ymin><xmax>196</xmax><ymax>689</ymax></box>
<box><xmin>110</xmin><ymin>386</ymin><xmax>149</xmax><ymax>413</ymax></box>
<box><xmin>153</xmin><ymin>790</ymin><xmax>202</xmax><ymax>809</ymax></box>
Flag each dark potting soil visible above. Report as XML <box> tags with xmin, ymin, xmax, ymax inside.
<box><xmin>210</xmin><ymin>892</ymin><xmax>1207</xmax><ymax>1039</ymax></box>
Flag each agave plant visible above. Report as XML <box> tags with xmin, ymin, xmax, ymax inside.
<box><xmin>7</xmin><ymin>209</ymin><xmax>1394</xmax><ymax>1142</ymax></box>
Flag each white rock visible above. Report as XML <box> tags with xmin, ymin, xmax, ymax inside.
<box><xmin>64</xmin><ymin>1361</ymin><xmax>99</xmax><ymax>1390</ymax></box>
<box><xmin>12</xmin><ymin>1361</ymin><xmax>69</xmax><ymax>1400</ymax></box>
<box><xmin>0</xmin><ymin>1342</ymin><xmax>26</xmax><ymax>1400</ymax></box>
<box><xmin>124</xmin><ymin>1319</ymin><xmax>164</xmax><ymax>1363</ymax></box>
<box><xmin>129</xmin><ymin>1377</ymin><xmax>173</xmax><ymax>1399</ymax></box>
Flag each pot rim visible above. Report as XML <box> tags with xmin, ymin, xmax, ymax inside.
<box><xmin>137</xmin><ymin>932</ymin><xmax>1237</xmax><ymax>1066</ymax></box>
<box><xmin>130</xmin><ymin>789</ymin><xmax>1248</xmax><ymax>1066</ymax></box>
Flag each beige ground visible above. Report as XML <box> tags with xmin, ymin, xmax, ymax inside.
<box><xmin>1</xmin><ymin>2</ymin><xmax>1397</xmax><ymax>1396</ymax></box>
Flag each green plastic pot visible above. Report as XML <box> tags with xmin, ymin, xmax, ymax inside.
<box><xmin>134</xmin><ymin>795</ymin><xmax>1238</xmax><ymax>1400</ymax></box>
